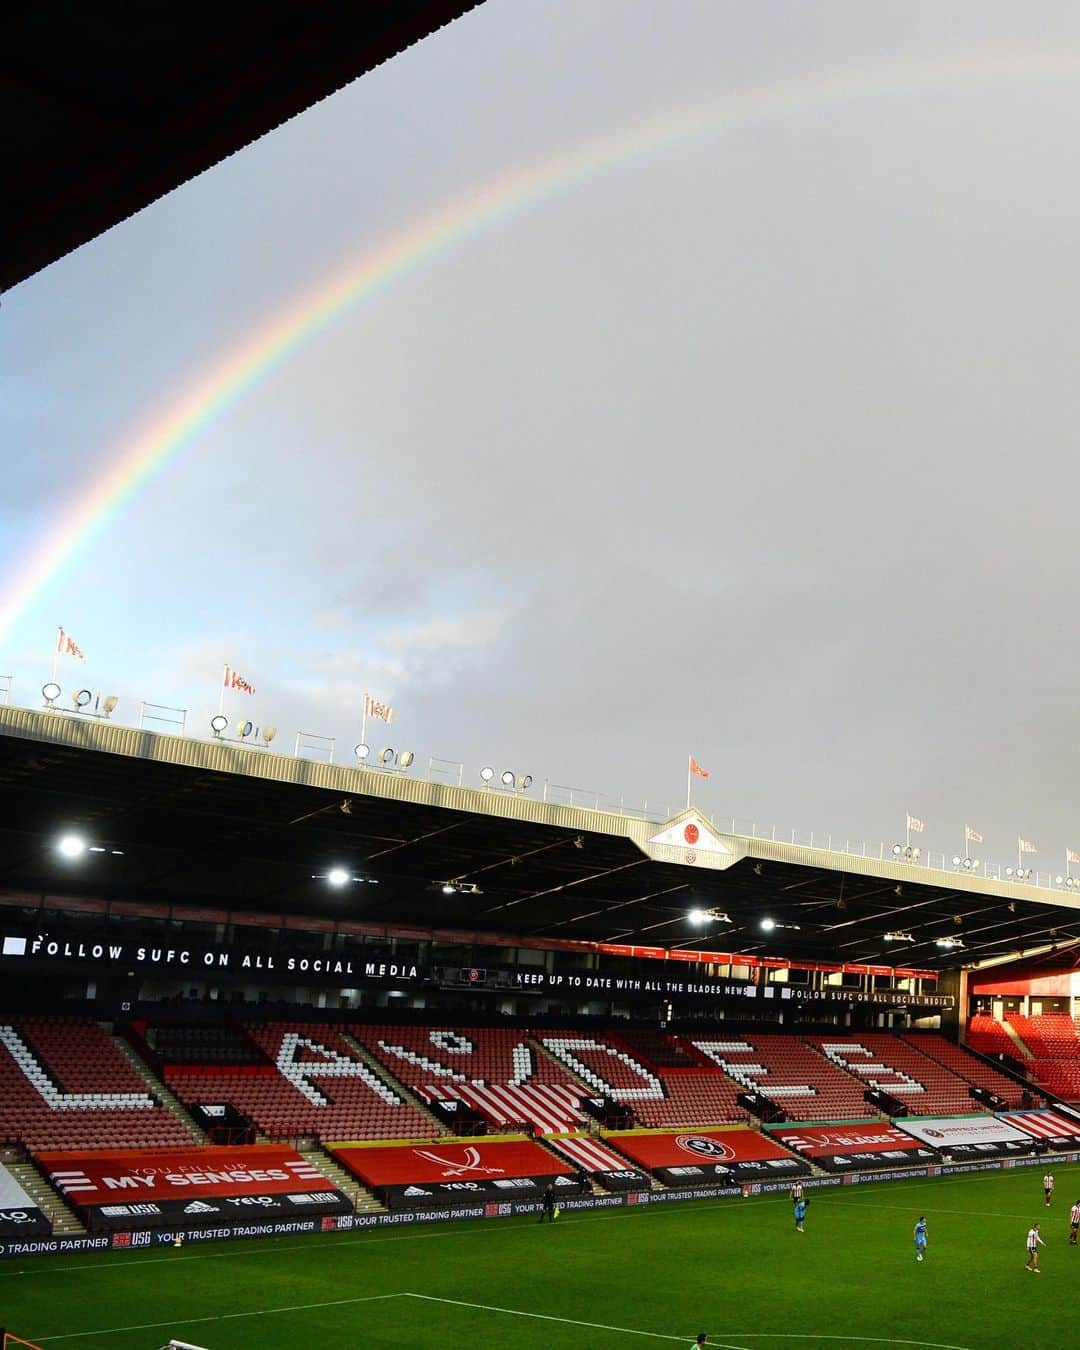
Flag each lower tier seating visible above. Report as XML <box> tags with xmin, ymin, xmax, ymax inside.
<box><xmin>815</xmin><ymin>1034</ymin><xmax>975</xmax><ymax>1116</ymax></box>
<box><xmin>693</xmin><ymin>1034</ymin><xmax>871</xmax><ymax>1120</ymax></box>
<box><xmin>904</xmin><ymin>1033</ymin><xmax>1027</xmax><ymax>1108</ymax></box>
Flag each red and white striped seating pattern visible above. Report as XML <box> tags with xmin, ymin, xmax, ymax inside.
<box><xmin>815</xmin><ymin>1034</ymin><xmax>974</xmax><ymax>1116</ymax></box>
<box><xmin>421</xmin><ymin>1082</ymin><xmax>585</xmax><ymax>1134</ymax></box>
<box><xmin>547</xmin><ymin>1134</ymin><xmax>639</xmax><ymax>1173</ymax></box>
<box><xmin>692</xmin><ymin>1035</ymin><xmax>870</xmax><ymax>1121</ymax></box>
<box><xmin>356</xmin><ymin>1026</ymin><xmax>578</xmax><ymax>1091</ymax></box>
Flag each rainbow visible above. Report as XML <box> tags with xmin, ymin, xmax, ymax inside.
<box><xmin>3</xmin><ymin>48</ymin><xmax>1077</xmax><ymax>642</ymax></box>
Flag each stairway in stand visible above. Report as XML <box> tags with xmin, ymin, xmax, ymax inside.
<box><xmin>5</xmin><ymin>1159</ymin><xmax>84</xmax><ymax>1235</ymax></box>
<box><xmin>107</xmin><ymin>1029</ymin><xmax>205</xmax><ymax>1142</ymax></box>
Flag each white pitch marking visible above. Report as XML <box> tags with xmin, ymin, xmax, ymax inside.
<box><xmin>33</xmin><ymin>1291</ymin><xmax>403</xmax><ymax>1342</ymax></box>
<box><xmin>402</xmin><ymin>1293</ymin><xmax>750</xmax><ymax>1347</ymax></box>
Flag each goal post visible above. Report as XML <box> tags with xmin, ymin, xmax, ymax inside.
<box><xmin>1</xmin><ymin>1331</ymin><xmax>47</xmax><ymax>1350</ymax></box>
<box><xmin>155</xmin><ymin>1342</ymin><xmax>214</xmax><ymax>1350</ymax></box>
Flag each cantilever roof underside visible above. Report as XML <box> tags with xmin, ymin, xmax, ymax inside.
<box><xmin>0</xmin><ymin>708</ymin><xmax>1077</xmax><ymax>973</ymax></box>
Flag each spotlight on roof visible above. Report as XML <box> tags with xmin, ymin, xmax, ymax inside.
<box><xmin>42</xmin><ymin>682</ymin><xmax>61</xmax><ymax>706</ymax></box>
<box><xmin>1056</xmin><ymin>875</ymin><xmax>1065</xmax><ymax>886</ymax></box>
<box><xmin>760</xmin><ymin>917</ymin><xmax>776</xmax><ymax>932</ymax></box>
<box><xmin>688</xmin><ymin>908</ymin><xmax>710</xmax><ymax>925</ymax></box>
<box><xmin>262</xmin><ymin>725</ymin><xmax>277</xmax><ymax>745</ymax></box>
<box><xmin>1005</xmin><ymin>867</ymin><xmax>1015</xmax><ymax>877</ymax></box>
<box><xmin>237</xmin><ymin>721</ymin><xmax>254</xmax><ymax>740</ymax></box>
<box><xmin>101</xmin><ymin>695</ymin><xmax>119</xmax><ymax>717</ymax></box>
<box><xmin>57</xmin><ymin>834</ymin><xmax>87</xmax><ymax>859</ymax></box>
<box><xmin>72</xmin><ymin>688</ymin><xmax>92</xmax><ymax>709</ymax></box>
<box><xmin>399</xmin><ymin>751</ymin><xmax>415</xmax><ymax>769</ymax></box>
<box><xmin>354</xmin><ymin>743</ymin><xmax>370</xmax><ymax>761</ymax></box>
<box><xmin>327</xmin><ymin>867</ymin><xmax>350</xmax><ymax>887</ymax></box>
<box><xmin>210</xmin><ymin>714</ymin><xmax>228</xmax><ymax>736</ymax></box>
<box><xmin>442</xmin><ymin>883</ymin><xmax>457</xmax><ymax>895</ymax></box>
<box><xmin>480</xmin><ymin>766</ymin><xmax>495</xmax><ymax>783</ymax></box>
<box><xmin>379</xmin><ymin>747</ymin><xmax>396</xmax><ymax>766</ymax></box>
<box><xmin>883</xmin><ymin>931</ymin><xmax>914</xmax><ymax>943</ymax></box>
<box><xmin>952</xmin><ymin>856</ymin><xmax>962</xmax><ymax>868</ymax></box>
<box><xmin>518</xmin><ymin>774</ymin><xmax>533</xmax><ymax>791</ymax></box>
<box><xmin>892</xmin><ymin>843</ymin><xmax>903</xmax><ymax>856</ymax></box>
<box><xmin>501</xmin><ymin>770</ymin><xmax>516</xmax><ymax>788</ymax></box>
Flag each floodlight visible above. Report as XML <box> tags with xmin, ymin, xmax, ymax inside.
<box><xmin>399</xmin><ymin>751</ymin><xmax>414</xmax><ymax>769</ymax></box>
<box><xmin>501</xmin><ymin>770</ymin><xmax>515</xmax><ymax>787</ymax></box>
<box><xmin>442</xmin><ymin>883</ymin><xmax>457</xmax><ymax>895</ymax></box>
<box><xmin>42</xmin><ymin>682</ymin><xmax>61</xmax><ymax>705</ymax></box>
<box><xmin>210</xmin><ymin>714</ymin><xmax>228</xmax><ymax>735</ymax></box>
<box><xmin>1005</xmin><ymin>867</ymin><xmax>1015</xmax><ymax>877</ymax></box>
<box><xmin>480</xmin><ymin>766</ymin><xmax>495</xmax><ymax>783</ymax></box>
<box><xmin>354</xmin><ymin>743</ymin><xmax>370</xmax><ymax>760</ymax></box>
<box><xmin>102</xmin><ymin>695</ymin><xmax>119</xmax><ymax>716</ymax></box>
<box><xmin>892</xmin><ymin>844</ymin><xmax>903</xmax><ymax>856</ymax></box>
<box><xmin>760</xmin><ymin>917</ymin><xmax>776</xmax><ymax>932</ymax></box>
<box><xmin>518</xmin><ymin>774</ymin><xmax>533</xmax><ymax>791</ymax></box>
<box><xmin>378</xmin><ymin>747</ymin><xmax>396</xmax><ymax>765</ymax></box>
<box><xmin>688</xmin><ymin>908</ymin><xmax>709</xmax><ymax>925</ymax></box>
<box><xmin>1057</xmin><ymin>875</ymin><xmax>1065</xmax><ymax>886</ymax></box>
<box><xmin>327</xmin><ymin>867</ymin><xmax>350</xmax><ymax>887</ymax></box>
<box><xmin>73</xmin><ymin>688</ymin><xmax>92</xmax><ymax>709</ymax></box>
<box><xmin>57</xmin><ymin>835</ymin><xmax>86</xmax><ymax>859</ymax></box>
<box><xmin>262</xmin><ymin>726</ymin><xmax>277</xmax><ymax>745</ymax></box>
<box><xmin>237</xmin><ymin>721</ymin><xmax>253</xmax><ymax>739</ymax></box>
<box><xmin>952</xmin><ymin>856</ymin><xmax>962</xmax><ymax>868</ymax></box>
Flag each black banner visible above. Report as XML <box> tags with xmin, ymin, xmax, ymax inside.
<box><xmin>381</xmin><ymin>1172</ymin><xmax>564</xmax><ymax>1210</ymax></box>
<box><xmin>84</xmin><ymin>1188</ymin><xmax>352</xmax><ymax>1231</ymax></box>
<box><xmin>0</xmin><ymin>1207</ymin><xmax>52</xmax><ymax>1238</ymax></box>
<box><xmin>803</xmin><ymin>1148</ymin><xmax>934</xmax><ymax>1174</ymax></box>
<box><xmin>655</xmin><ymin>1156</ymin><xmax>810</xmax><ymax>1187</ymax></box>
<box><xmin>592</xmin><ymin>1168</ymin><xmax>648</xmax><ymax>1192</ymax></box>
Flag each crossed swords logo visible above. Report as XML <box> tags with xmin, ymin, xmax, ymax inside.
<box><xmin>414</xmin><ymin>1146</ymin><xmax>506</xmax><ymax>1178</ymax></box>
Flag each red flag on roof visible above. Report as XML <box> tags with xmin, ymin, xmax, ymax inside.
<box><xmin>223</xmin><ymin>664</ymin><xmax>255</xmax><ymax>696</ymax></box>
<box><xmin>690</xmin><ymin>757</ymin><xmax>709</xmax><ymax>779</ymax></box>
<box><xmin>56</xmin><ymin>627</ymin><xmax>85</xmax><ymax>662</ymax></box>
<box><xmin>965</xmin><ymin>825</ymin><xmax>983</xmax><ymax>844</ymax></box>
<box><xmin>906</xmin><ymin>813</ymin><xmax>925</xmax><ymax>834</ymax></box>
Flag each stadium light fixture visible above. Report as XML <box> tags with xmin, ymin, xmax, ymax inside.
<box><xmin>760</xmin><ymin>917</ymin><xmax>776</xmax><ymax>932</ymax></box>
<box><xmin>210</xmin><ymin>714</ymin><xmax>228</xmax><ymax>736</ymax></box>
<box><xmin>892</xmin><ymin>844</ymin><xmax>903</xmax><ymax>856</ymax></box>
<box><xmin>399</xmin><ymin>750</ymin><xmax>415</xmax><ymax>769</ymax></box>
<box><xmin>442</xmin><ymin>883</ymin><xmax>458</xmax><ymax>895</ymax></box>
<box><xmin>883</xmin><ymin>931</ymin><xmax>914</xmax><ymax>943</ymax></box>
<box><xmin>327</xmin><ymin>867</ymin><xmax>350</xmax><ymax>887</ymax></box>
<box><xmin>379</xmin><ymin>747</ymin><xmax>396</xmax><ymax>766</ymax></box>
<box><xmin>237</xmin><ymin>721</ymin><xmax>254</xmax><ymax>740</ymax></box>
<box><xmin>102</xmin><ymin>695</ymin><xmax>119</xmax><ymax>717</ymax></box>
<box><xmin>479</xmin><ymin>766</ymin><xmax>495</xmax><ymax>783</ymax></box>
<box><xmin>892</xmin><ymin>843</ymin><xmax>921</xmax><ymax>861</ymax></box>
<box><xmin>262</xmin><ymin>725</ymin><xmax>277</xmax><ymax>745</ymax></box>
<box><xmin>501</xmin><ymin>770</ymin><xmax>516</xmax><ymax>788</ymax></box>
<box><xmin>57</xmin><ymin>834</ymin><xmax>87</xmax><ymax>859</ymax></box>
<box><xmin>354</xmin><ymin>743</ymin><xmax>370</xmax><ymax>761</ymax></box>
<box><xmin>688</xmin><ymin>908</ymin><xmax>710</xmax><ymax>925</ymax></box>
<box><xmin>518</xmin><ymin>774</ymin><xmax>533</xmax><ymax>791</ymax></box>
<box><xmin>72</xmin><ymin>688</ymin><xmax>92</xmax><ymax>709</ymax></box>
<box><xmin>42</xmin><ymin>682</ymin><xmax>61</xmax><ymax>707</ymax></box>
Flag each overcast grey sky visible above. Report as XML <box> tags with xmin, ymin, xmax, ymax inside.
<box><xmin>3</xmin><ymin>1</ymin><xmax>1080</xmax><ymax>866</ymax></box>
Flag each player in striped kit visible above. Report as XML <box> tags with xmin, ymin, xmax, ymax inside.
<box><xmin>1043</xmin><ymin>1171</ymin><xmax>1055</xmax><ymax>1206</ymax></box>
<box><xmin>1026</xmin><ymin>1222</ymin><xmax>1045</xmax><ymax>1272</ymax></box>
<box><xmin>1068</xmin><ymin>1201</ymin><xmax>1080</xmax><ymax>1246</ymax></box>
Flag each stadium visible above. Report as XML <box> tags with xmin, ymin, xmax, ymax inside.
<box><xmin>8</xmin><ymin>6</ymin><xmax>1080</xmax><ymax>1350</ymax></box>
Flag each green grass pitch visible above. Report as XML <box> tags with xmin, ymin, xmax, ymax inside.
<box><xmin>4</xmin><ymin>1165</ymin><xmax>1080</xmax><ymax>1348</ymax></box>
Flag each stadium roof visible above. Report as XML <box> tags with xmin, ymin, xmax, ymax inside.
<box><xmin>4</xmin><ymin>3</ymin><xmax>481</xmax><ymax>292</ymax></box>
<box><xmin>1</xmin><ymin>704</ymin><xmax>1078</xmax><ymax>973</ymax></box>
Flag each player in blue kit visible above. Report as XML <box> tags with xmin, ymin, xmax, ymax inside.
<box><xmin>794</xmin><ymin>1198</ymin><xmax>808</xmax><ymax>1233</ymax></box>
<box><xmin>913</xmin><ymin>1216</ymin><xmax>928</xmax><ymax>1262</ymax></box>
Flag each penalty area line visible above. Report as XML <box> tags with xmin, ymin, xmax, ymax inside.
<box><xmin>401</xmin><ymin>1293</ymin><xmax>751</xmax><ymax>1348</ymax></box>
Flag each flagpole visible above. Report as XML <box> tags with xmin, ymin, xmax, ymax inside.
<box><xmin>52</xmin><ymin>628</ymin><xmax>60</xmax><ymax>683</ymax></box>
<box><xmin>361</xmin><ymin>698</ymin><xmax>368</xmax><ymax>750</ymax></box>
<box><xmin>906</xmin><ymin>816</ymin><xmax>910</xmax><ymax>849</ymax></box>
<box><xmin>686</xmin><ymin>755</ymin><xmax>692</xmax><ymax>811</ymax></box>
<box><xmin>1017</xmin><ymin>837</ymin><xmax>1022</xmax><ymax>872</ymax></box>
<box><xmin>218</xmin><ymin>665</ymin><xmax>227</xmax><ymax>716</ymax></box>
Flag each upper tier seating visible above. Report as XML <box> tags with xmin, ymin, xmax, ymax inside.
<box><xmin>1028</xmin><ymin>1060</ymin><xmax>1080</xmax><ymax>1101</ymax></box>
<box><xmin>966</xmin><ymin>1014</ymin><xmax>1028</xmax><ymax>1061</ymax></box>
<box><xmin>164</xmin><ymin>1023</ymin><xmax>436</xmax><ymax>1143</ymax></box>
<box><xmin>692</xmin><ymin>1034</ymin><xmax>870</xmax><ymax>1121</ymax></box>
<box><xmin>147</xmin><ymin>1023</ymin><xmax>265</xmax><ymax>1065</ymax></box>
<box><xmin>0</xmin><ymin>1018</ymin><xmax>191</xmax><ymax>1152</ymax></box>
<box><xmin>814</xmin><ymin>1034</ymin><xmax>975</xmax><ymax>1116</ymax></box>
<box><xmin>902</xmin><ymin>1032</ymin><xmax>1026</xmax><ymax>1108</ymax></box>
<box><xmin>1006</xmin><ymin>1014</ymin><xmax>1080</xmax><ymax>1059</ymax></box>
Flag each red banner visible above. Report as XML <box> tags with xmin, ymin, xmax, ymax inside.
<box><xmin>38</xmin><ymin>1144</ymin><xmax>332</xmax><ymax>1206</ymax></box>
<box><xmin>610</xmin><ymin>1128</ymin><xmax>792</xmax><ymax>1169</ymax></box>
<box><xmin>331</xmin><ymin>1139</ymin><xmax>573</xmax><ymax>1187</ymax></box>
<box><xmin>774</xmin><ymin>1125</ymin><xmax>921</xmax><ymax>1158</ymax></box>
